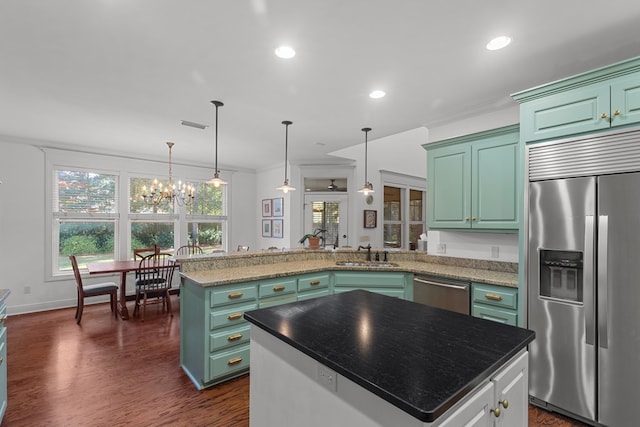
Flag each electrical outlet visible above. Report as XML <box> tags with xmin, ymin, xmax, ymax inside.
<box><xmin>437</xmin><ymin>243</ymin><xmax>446</xmax><ymax>254</ymax></box>
<box><xmin>491</xmin><ymin>246</ymin><xmax>499</xmax><ymax>258</ymax></box>
<box><xmin>317</xmin><ymin>364</ymin><xmax>337</xmax><ymax>392</ymax></box>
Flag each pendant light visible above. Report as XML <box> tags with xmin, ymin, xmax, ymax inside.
<box><xmin>276</xmin><ymin>120</ymin><xmax>296</xmax><ymax>193</ymax></box>
<box><xmin>207</xmin><ymin>100</ymin><xmax>227</xmax><ymax>187</ymax></box>
<box><xmin>357</xmin><ymin>127</ymin><xmax>375</xmax><ymax>195</ymax></box>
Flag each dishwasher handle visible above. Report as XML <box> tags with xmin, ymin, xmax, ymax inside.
<box><xmin>413</xmin><ymin>277</ymin><xmax>469</xmax><ymax>291</ymax></box>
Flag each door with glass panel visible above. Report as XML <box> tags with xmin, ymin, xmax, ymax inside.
<box><xmin>303</xmin><ymin>194</ymin><xmax>348</xmax><ymax>249</ymax></box>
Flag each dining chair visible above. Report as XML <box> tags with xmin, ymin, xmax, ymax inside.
<box><xmin>69</xmin><ymin>255</ymin><xmax>118</xmax><ymax>324</ymax></box>
<box><xmin>133</xmin><ymin>244</ymin><xmax>159</xmax><ymax>260</ymax></box>
<box><xmin>133</xmin><ymin>253</ymin><xmax>175</xmax><ymax>321</ymax></box>
<box><xmin>176</xmin><ymin>243</ymin><xmax>204</xmax><ymax>256</ymax></box>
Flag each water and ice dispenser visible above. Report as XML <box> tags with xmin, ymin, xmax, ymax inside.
<box><xmin>539</xmin><ymin>250</ymin><xmax>583</xmax><ymax>303</ymax></box>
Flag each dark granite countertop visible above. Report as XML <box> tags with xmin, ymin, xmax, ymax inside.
<box><xmin>244</xmin><ymin>290</ymin><xmax>535</xmax><ymax>423</ymax></box>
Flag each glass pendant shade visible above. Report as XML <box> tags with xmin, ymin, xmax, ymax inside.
<box><xmin>277</xmin><ymin>120</ymin><xmax>296</xmax><ymax>193</ymax></box>
<box><xmin>357</xmin><ymin>127</ymin><xmax>375</xmax><ymax>195</ymax></box>
<box><xmin>207</xmin><ymin>100</ymin><xmax>228</xmax><ymax>187</ymax></box>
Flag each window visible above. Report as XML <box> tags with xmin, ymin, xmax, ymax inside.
<box><xmin>53</xmin><ymin>169</ymin><xmax>118</xmax><ymax>273</ymax></box>
<box><xmin>382</xmin><ymin>180</ymin><xmax>426</xmax><ymax>250</ymax></box>
<box><xmin>129</xmin><ymin>179</ymin><xmax>227</xmax><ymax>256</ymax></box>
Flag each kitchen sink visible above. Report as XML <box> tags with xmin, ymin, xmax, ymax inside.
<box><xmin>335</xmin><ymin>261</ymin><xmax>399</xmax><ymax>268</ymax></box>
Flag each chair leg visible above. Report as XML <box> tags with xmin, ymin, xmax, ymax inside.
<box><xmin>75</xmin><ymin>290</ymin><xmax>81</xmax><ymax>322</ymax></box>
<box><xmin>165</xmin><ymin>291</ymin><xmax>173</xmax><ymax>317</ymax></box>
<box><xmin>111</xmin><ymin>292</ymin><xmax>117</xmax><ymax>318</ymax></box>
<box><xmin>142</xmin><ymin>292</ymin><xmax>147</xmax><ymax>322</ymax></box>
<box><xmin>76</xmin><ymin>295</ymin><xmax>84</xmax><ymax>325</ymax></box>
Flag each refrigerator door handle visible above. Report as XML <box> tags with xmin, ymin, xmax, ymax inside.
<box><xmin>598</xmin><ymin>215</ymin><xmax>609</xmax><ymax>349</ymax></box>
<box><xmin>584</xmin><ymin>215</ymin><xmax>596</xmax><ymax>346</ymax></box>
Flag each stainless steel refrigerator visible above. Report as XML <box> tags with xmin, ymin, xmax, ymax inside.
<box><xmin>527</xmin><ymin>130</ymin><xmax>640</xmax><ymax>426</ymax></box>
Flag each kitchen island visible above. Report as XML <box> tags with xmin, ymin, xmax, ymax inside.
<box><xmin>245</xmin><ymin>290</ymin><xmax>535</xmax><ymax>426</ymax></box>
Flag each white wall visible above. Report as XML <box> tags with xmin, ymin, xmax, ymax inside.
<box><xmin>0</xmin><ymin>137</ymin><xmax>256</xmax><ymax>315</ymax></box>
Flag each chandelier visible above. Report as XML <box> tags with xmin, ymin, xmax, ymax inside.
<box><xmin>140</xmin><ymin>141</ymin><xmax>195</xmax><ymax>206</ymax></box>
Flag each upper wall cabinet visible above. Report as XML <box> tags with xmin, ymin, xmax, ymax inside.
<box><xmin>513</xmin><ymin>57</ymin><xmax>640</xmax><ymax>143</ymax></box>
<box><xmin>424</xmin><ymin>125</ymin><xmax>520</xmax><ymax>230</ymax></box>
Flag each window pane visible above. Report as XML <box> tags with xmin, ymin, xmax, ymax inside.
<box><xmin>188</xmin><ymin>222</ymin><xmax>223</xmax><ymax>252</ymax></box>
<box><xmin>131</xmin><ymin>221</ymin><xmax>174</xmax><ymax>252</ymax></box>
<box><xmin>59</xmin><ymin>220</ymin><xmax>115</xmax><ymax>271</ymax></box>
<box><xmin>129</xmin><ymin>178</ymin><xmax>174</xmax><ymax>214</ymax></box>
<box><xmin>311</xmin><ymin>201</ymin><xmax>340</xmax><ymax>248</ymax></box>
<box><xmin>55</xmin><ymin>171</ymin><xmax>116</xmax><ymax>213</ymax></box>
<box><xmin>409</xmin><ymin>189</ymin><xmax>423</xmax><ymax>221</ymax></box>
<box><xmin>383</xmin><ymin>224</ymin><xmax>401</xmax><ymax>248</ymax></box>
<box><xmin>188</xmin><ymin>182</ymin><xmax>223</xmax><ymax>215</ymax></box>
<box><xmin>409</xmin><ymin>224</ymin><xmax>423</xmax><ymax>250</ymax></box>
<box><xmin>383</xmin><ymin>186</ymin><xmax>401</xmax><ymax>221</ymax></box>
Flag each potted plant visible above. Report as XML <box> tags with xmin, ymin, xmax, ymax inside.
<box><xmin>299</xmin><ymin>229</ymin><xmax>326</xmax><ymax>249</ymax></box>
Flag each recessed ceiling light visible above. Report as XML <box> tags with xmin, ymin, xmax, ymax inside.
<box><xmin>369</xmin><ymin>90</ymin><xmax>386</xmax><ymax>99</ymax></box>
<box><xmin>275</xmin><ymin>46</ymin><xmax>296</xmax><ymax>59</ymax></box>
<box><xmin>486</xmin><ymin>36</ymin><xmax>511</xmax><ymax>51</ymax></box>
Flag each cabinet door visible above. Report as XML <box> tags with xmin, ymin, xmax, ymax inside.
<box><xmin>427</xmin><ymin>143</ymin><xmax>471</xmax><ymax>228</ymax></box>
<box><xmin>439</xmin><ymin>382</ymin><xmax>493</xmax><ymax>427</ymax></box>
<box><xmin>610</xmin><ymin>73</ymin><xmax>640</xmax><ymax>128</ymax></box>
<box><xmin>521</xmin><ymin>85</ymin><xmax>610</xmax><ymax>142</ymax></box>
<box><xmin>492</xmin><ymin>351</ymin><xmax>528</xmax><ymax>426</ymax></box>
<box><xmin>472</xmin><ymin>137</ymin><xmax>519</xmax><ymax>229</ymax></box>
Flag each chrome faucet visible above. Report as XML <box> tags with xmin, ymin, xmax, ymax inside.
<box><xmin>357</xmin><ymin>244</ymin><xmax>372</xmax><ymax>261</ymax></box>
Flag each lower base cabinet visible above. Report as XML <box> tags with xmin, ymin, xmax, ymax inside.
<box><xmin>440</xmin><ymin>350</ymin><xmax>528</xmax><ymax>426</ymax></box>
<box><xmin>181</xmin><ymin>270</ymin><xmax>412</xmax><ymax>389</ymax></box>
<box><xmin>471</xmin><ymin>282</ymin><xmax>518</xmax><ymax>326</ymax></box>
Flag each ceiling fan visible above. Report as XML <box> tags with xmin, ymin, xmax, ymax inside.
<box><xmin>327</xmin><ymin>179</ymin><xmax>339</xmax><ymax>191</ymax></box>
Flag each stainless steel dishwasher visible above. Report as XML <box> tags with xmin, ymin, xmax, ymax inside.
<box><xmin>413</xmin><ymin>275</ymin><xmax>470</xmax><ymax>315</ymax></box>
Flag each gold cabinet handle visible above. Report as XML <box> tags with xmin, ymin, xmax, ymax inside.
<box><xmin>273</xmin><ymin>285</ymin><xmax>286</xmax><ymax>292</ymax></box>
<box><xmin>228</xmin><ymin>291</ymin><xmax>243</xmax><ymax>299</ymax></box>
<box><xmin>0</xmin><ymin>316</ymin><xmax>6</xmax><ymax>324</ymax></box>
<box><xmin>309</xmin><ymin>280</ymin><xmax>320</xmax><ymax>286</ymax></box>
<box><xmin>227</xmin><ymin>312</ymin><xmax>243</xmax><ymax>321</ymax></box>
<box><xmin>0</xmin><ymin>356</ymin><xmax>3</xmax><ymax>365</ymax></box>
<box><xmin>490</xmin><ymin>407</ymin><xmax>501</xmax><ymax>417</ymax></box>
<box><xmin>485</xmin><ymin>293</ymin><xmax>503</xmax><ymax>301</ymax></box>
<box><xmin>499</xmin><ymin>399</ymin><xmax>509</xmax><ymax>409</ymax></box>
<box><xmin>465</xmin><ymin>216</ymin><xmax>470</xmax><ymax>222</ymax></box>
<box><xmin>471</xmin><ymin>216</ymin><xmax>476</xmax><ymax>221</ymax></box>
<box><xmin>601</xmin><ymin>112</ymin><xmax>608</xmax><ymax>119</ymax></box>
<box><xmin>227</xmin><ymin>333</ymin><xmax>243</xmax><ymax>342</ymax></box>
<box><xmin>227</xmin><ymin>357</ymin><xmax>243</xmax><ymax>366</ymax></box>
<box><xmin>614</xmin><ymin>109</ymin><xmax>621</xmax><ymax>116</ymax></box>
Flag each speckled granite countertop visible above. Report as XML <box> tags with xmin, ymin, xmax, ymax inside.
<box><xmin>178</xmin><ymin>249</ymin><xmax>518</xmax><ymax>288</ymax></box>
<box><xmin>245</xmin><ymin>290</ymin><xmax>534</xmax><ymax>422</ymax></box>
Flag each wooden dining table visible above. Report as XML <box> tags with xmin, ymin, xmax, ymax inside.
<box><xmin>87</xmin><ymin>259</ymin><xmax>178</xmax><ymax>320</ymax></box>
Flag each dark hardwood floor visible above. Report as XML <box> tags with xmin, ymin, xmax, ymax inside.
<box><xmin>4</xmin><ymin>300</ymin><xmax>588</xmax><ymax>426</ymax></box>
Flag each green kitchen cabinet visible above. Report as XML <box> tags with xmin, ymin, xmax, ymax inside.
<box><xmin>471</xmin><ymin>282</ymin><xmax>518</xmax><ymax>326</ymax></box>
<box><xmin>514</xmin><ymin>57</ymin><xmax>640</xmax><ymax>143</ymax></box>
<box><xmin>297</xmin><ymin>272</ymin><xmax>331</xmax><ymax>301</ymax></box>
<box><xmin>333</xmin><ymin>271</ymin><xmax>412</xmax><ymax>300</ymax></box>
<box><xmin>425</xmin><ymin>125</ymin><xmax>519</xmax><ymax>230</ymax></box>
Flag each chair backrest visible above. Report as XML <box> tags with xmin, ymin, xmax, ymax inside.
<box><xmin>176</xmin><ymin>243</ymin><xmax>204</xmax><ymax>256</ymax></box>
<box><xmin>136</xmin><ymin>253</ymin><xmax>175</xmax><ymax>290</ymax></box>
<box><xmin>69</xmin><ymin>255</ymin><xmax>84</xmax><ymax>293</ymax></box>
<box><xmin>237</xmin><ymin>245</ymin><xmax>250</xmax><ymax>251</ymax></box>
<box><xmin>133</xmin><ymin>245</ymin><xmax>159</xmax><ymax>260</ymax></box>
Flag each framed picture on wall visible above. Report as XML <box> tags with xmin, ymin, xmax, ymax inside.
<box><xmin>272</xmin><ymin>219</ymin><xmax>283</xmax><ymax>238</ymax></box>
<box><xmin>364</xmin><ymin>210</ymin><xmax>377</xmax><ymax>228</ymax></box>
<box><xmin>262</xmin><ymin>219</ymin><xmax>272</xmax><ymax>237</ymax></box>
<box><xmin>272</xmin><ymin>197</ymin><xmax>284</xmax><ymax>217</ymax></box>
<box><xmin>262</xmin><ymin>199</ymin><xmax>272</xmax><ymax>217</ymax></box>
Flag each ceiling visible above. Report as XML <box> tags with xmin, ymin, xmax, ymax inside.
<box><xmin>2</xmin><ymin>1</ymin><xmax>640</xmax><ymax>172</ymax></box>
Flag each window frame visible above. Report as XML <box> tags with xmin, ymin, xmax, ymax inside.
<box><xmin>381</xmin><ymin>171</ymin><xmax>426</xmax><ymax>251</ymax></box>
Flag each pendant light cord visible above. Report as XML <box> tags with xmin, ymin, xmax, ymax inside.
<box><xmin>282</xmin><ymin>120</ymin><xmax>292</xmax><ymax>182</ymax></box>
<box><xmin>211</xmin><ymin>100</ymin><xmax>224</xmax><ymax>175</ymax></box>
